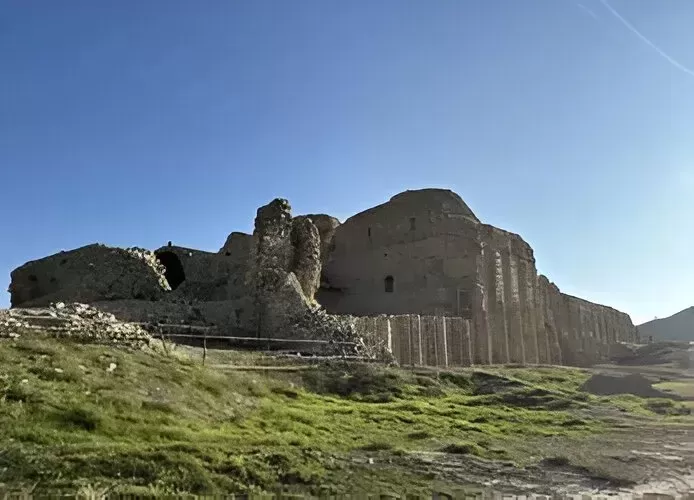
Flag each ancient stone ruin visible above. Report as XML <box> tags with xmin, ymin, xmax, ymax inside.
<box><xmin>6</xmin><ymin>189</ymin><xmax>639</xmax><ymax>366</ymax></box>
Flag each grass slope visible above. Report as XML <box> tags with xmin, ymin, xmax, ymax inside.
<box><xmin>0</xmin><ymin>335</ymin><xmax>688</xmax><ymax>496</ymax></box>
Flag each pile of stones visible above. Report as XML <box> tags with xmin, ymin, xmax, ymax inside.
<box><xmin>289</xmin><ymin>306</ymin><xmax>392</xmax><ymax>360</ymax></box>
<box><xmin>0</xmin><ymin>310</ymin><xmax>29</xmax><ymax>339</ymax></box>
<box><xmin>0</xmin><ymin>302</ymin><xmax>151</xmax><ymax>347</ymax></box>
<box><xmin>124</xmin><ymin>246</ymin><xmax>170</xmax><ymax>291</ymax></box>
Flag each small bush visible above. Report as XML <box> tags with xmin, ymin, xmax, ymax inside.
<box><xmin>28</xmin><ymin>365</ymin><xmax>80</xmax><ymax>383</ymax></box>
<box><xmin>141</xmin><ymin>400</ymin><xmax>176</xmax><ymax>414</ymax></box>
<box><xmin>541</xmin><ymin>456</ymin><xmax>571</xmax><ymax>467</ymax></box>
<box><xmin>359</xmin><ymin>441</ymin><xmax>395</xmax><ymax>452</ymax></box>
<box><xmin>302</xmin><ymin>363</ymin><xmax>405</xmax><ymax>402</ymax></box>
<box><xmin>440</xmin><ymin>441</ymin><xmax>482</xmax><ymax>455</ymax></box>
<box><xmin>407</xmin><ymin>430</ymin><xmax>433</xmax><ymax>440</ymax></box>
<box><xmin>2</xmin><ymin>381</ymin><xmax>40</xmax><ymax>403</ymax></box>
<box><xmin>59</xmin><ymin>406</ymin><xmax>102</xmax><ymax>431</ymax></box>
<box><xmin>439</xmin><ymin>372</ymin><xmax>473</xmax><ymax>391</ymax></box>
<box><xmin>271</xmin><ymin>386</ymin><xmax>300</xmax><ymax>399</ymax></box>
<box><xmin>645</xmin><ymin>398</ymin><xmax>691</xmax><ymax>416</ymax></box>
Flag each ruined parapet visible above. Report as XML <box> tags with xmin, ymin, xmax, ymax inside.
<box><xmin>9</xmin><ymin>244</ymin><xmax>169</xmax><ymax>308</ymax></box>
<box><xmin>218</xmin><ymin>231</ymin><xmax>253</xmax><ymax>260</ymax></box>
<box><xmin>250</xmin><ymin>198</ymin><xmax>310</xmax><ymax>336</ymax></box>
<box><xmin>290</xmin><ymin>217</ymin><xmax>321</xmax><ymax>301</ymax></box>
<box><xmin>299</xmin><ymin>214</ymin><xmax>340</xmax><ymax>267</ymax></box>
<box><xmin>153</xmin><ymin>245</ymin><xmax>248</xmax><ymax>301</ymax></box>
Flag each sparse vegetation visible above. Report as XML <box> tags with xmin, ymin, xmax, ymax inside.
<box><xmin>0</xmin><ymin>334</ymin><xmax>690</xmax><ymax>495</ymax></box>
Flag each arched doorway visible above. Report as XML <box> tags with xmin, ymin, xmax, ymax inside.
<box><xmin>155</xmin><ymin>251</ymin><xmax>186</xmax><ymax>290</ymax></box>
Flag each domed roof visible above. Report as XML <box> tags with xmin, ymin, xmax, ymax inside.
<box><xmin>388</xmin><ymin>188</ymin><xmax>479</xmax><ymax>221</ymax></box>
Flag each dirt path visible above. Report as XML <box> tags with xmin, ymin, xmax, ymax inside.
<box><xmin>389</xmin><ymin>426</ymin><xmax>694</xmax><ymax>497</ymax></box>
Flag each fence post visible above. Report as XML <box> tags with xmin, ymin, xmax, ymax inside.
<box><xmin>203</xmin><ymin>330</ymin><xmax>208</xmax><ymax>366</ymax></box>
<box><xmin>159</xmin><ymin>327</ymin><xmax>169</xmax><ymax>357</ymax></box>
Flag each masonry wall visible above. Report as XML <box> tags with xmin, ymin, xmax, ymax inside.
<box><xmin>320</xmin><ymin>189</ymin><xmax>481</xmax><ymax>316</ymax></box>
<box><xmin>356</xmin><ymin>309</ymin><xmax>635</xmax><ymax>369</ymax></box>
<box><xmin>154</xmin><ymin>245</ymin><xmax>251</xmax><ymax>302</ymax></box>
<box><xmin>320</xmin><ymin>189</ymin><xmax>638</xmax><ymax>367</ymax></box>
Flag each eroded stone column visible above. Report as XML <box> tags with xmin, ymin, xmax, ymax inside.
<box><xmin>462</xmin><ymin>319</ymin><xmax>473</xmax><ymax>366</ymax></box>
<box><xmin>504</xmin><ymin>250</ymin><xmax>525</xmax><ymax>364</ymax></box>
<box><xmin>473</xmin><ymin>245</ymin><xmax>491</xmax><ymax>366</ymax></box>
<box><xmin>488</xmin><ymin>250</ymin><xmax>509</xmax><ymax>364</ymax></box>
<box><xmin>446</xmin><ymin>317</ymin><xmax>462</xmax><ymax>366</ymax></box>
<box><xmin>535</xmin><ymin>275</ymin><xmax>549</xmax><ymax>365</ymax></box>
<box><xmin>410</xmin><ymin>315</ymin><xmax>423</xmax><ymax>366</ymax></box>
<box><xmin>421</xmin><ymin>316</ymin><xmax>437</xmax><ymax>366</ymax></box>
<box><xmin>437</xmin><ymin>316</ymin><xmax>448</xmax><ymax>367</ymax></box>
<box><xmin>519</xmin><ymin>258</ymin><xmax>539</xmax><ymax>364</ymax></box>
<box><xmin>390</xmin><ymin>315</ymin><xmax>407</xmax><ymax>365</ymax></box>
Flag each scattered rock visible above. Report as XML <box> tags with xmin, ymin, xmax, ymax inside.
<box><xmin>581</xmin><ymin>373</ymin><xmax>681</xmax><ymax>399</ymax></box>
<box><xmin>0</xmin><ymin>302</ymin><xmax>151</xmax><ymax>347</ymax></box>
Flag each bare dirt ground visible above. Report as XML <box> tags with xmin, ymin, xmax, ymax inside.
<box><xmin>355</xmin><ymin>425</ymin><xmax>694</xmax><ymax>498</ymax></box>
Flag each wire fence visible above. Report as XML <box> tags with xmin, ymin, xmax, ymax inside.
<box><xmin>155</xmin><ymin>330</ymin><xmax>359</xmax><ymax>366</ymax></box>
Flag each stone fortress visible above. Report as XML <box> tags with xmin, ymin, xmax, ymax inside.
<box><xmin>7</xmin><ymin>188</ymin><xmax>639</xmax><ymax>367</ymax></box>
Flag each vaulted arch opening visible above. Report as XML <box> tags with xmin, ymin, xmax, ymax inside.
<box><xmin>155</xmin><ymin>251</ymin><xmax>186</xmax><ymax>290</ymax></box>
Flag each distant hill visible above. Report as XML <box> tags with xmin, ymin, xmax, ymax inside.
<box><xmin>638</xmin><ymin>307</ymin><xmax>694</xmax><ymax>342</ymax></box>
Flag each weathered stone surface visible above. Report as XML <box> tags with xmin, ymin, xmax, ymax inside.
<box><xmin>153</xmin><ymin>245</ymin><xmax>250</xmax><ymax>302</ymax></box>
<box><xmin>316</xmin><ymin>188</ymin><xmax>636</xmax><ymax>366</ymax></box>
<box><xmin>290</xmin><ymin>217</ymin><xmax>321</xmax><ymax>301</ymax></box>
<box><xmin>4</xmin><ymin>187</ymin><xmax>638</xmax><ymax>368</ymax></box>
<box><xmin>250</xmin><ymin>199</ymin><xmax>306</xmax><ymax>336</ymax></box>
<box><xmin>9</xmin><ymin>244</ymin><xmax>169</xmax><ymax>308</ymax></box>
<box><xmin>1</xmin><ymin>302</ymin><xmax>151</xmax><ymax>347</ymax></box>
<box><xmin>301</xmin><ymin>214</ymin><xmax>340</xmax><ymax>267</ymax></box>
<box><xmin>218</xmin><ymin>231</ymin><xmax>252</xmax><ymax>259</ymax></box>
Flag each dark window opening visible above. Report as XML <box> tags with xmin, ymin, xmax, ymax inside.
<box><xmin>28</xmin><ymin>274</ymin><xmax>38</xmax><ymax>282</ymax></box>
<box><xmin>409</xmin><ymin>217</ymin><xmax>416</xmax><ymax>230</ymax></box>
<box><xmin>457</xmin><ymin>289</ymin><xmax>472</xmax><ymax>319</ymax></box>
<box><xmin>384</xmin><ymin>275</ymin><xmax>394</xmax><ymax>293</ymax></box>
<box><xmin>367</xmin><ymin>227</ymin><xmax>372</xmax><ymax>238</ymax></box>
<box><xmin>225</xmin><ymin>251</ymin><xmax>231</xmax><ymax>256</ymax></box>
<box><xmin>155</xmin><ymin>251</ymin><xmax>186</xmax><ymax>290</ymax></box>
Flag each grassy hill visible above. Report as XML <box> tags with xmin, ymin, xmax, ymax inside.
<box><xmin>0</xmin><ymin>333</ymin><xmax>690</xmax><ymax>496</ymax></box>
<box><xmin>638</xmin><ymin>306</ymin><xmax>694</xmax><ymax>342</ymax></box>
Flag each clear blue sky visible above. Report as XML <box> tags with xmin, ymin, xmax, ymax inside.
<box><xmin>2</xmin><ymin>0</ymin><xmax>693</xmax><ymax>324</ymax></box>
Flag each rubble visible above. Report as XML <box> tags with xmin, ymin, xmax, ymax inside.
<box><xmin>0</xmin><ymin>302</ymin><xmax>151</xmax><ymax>347</ymax></box>
<box><xmin>288</xmin><ymin>306</ymin><xmax>393</xmax><ymax>360</ymax></box>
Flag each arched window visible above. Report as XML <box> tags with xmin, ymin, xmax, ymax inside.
<box><xmin>384</xmin><ymin>275</ymin><xmax>394</xmax><ymax>293</ymax></box>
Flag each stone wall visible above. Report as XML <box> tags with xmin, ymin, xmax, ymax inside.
<box><xmin>153</xmin><ymin>245</ymin><xmax>251</xmax><ymax>302</ymax></box>
<box><xmin>9</xmin><ymin>244</ymin><xmax>169</xmax><ymax>308</ymax></box>
<box><xmin>355</xmin><ymin>309</ymin><xmax>635</xmax><ymax>368</ymax></box>
<box><xmin>299</xmin><ymin>214</ymin><xmax>340</xmax><ymax>267</ymax></box>
<box><xmin>320</xmin><ymin>189</ymin><xmax>481</xmax><ymax>316</ymax></box>
<box><xmin>6</xmin><ymin>188</ymin><xmax>637</xmax><ymax>368</ymax></box>
<box><xmin>319</xmin><ymin>188</ymin><xmax>637</xmax><ymax>367</ymax></box>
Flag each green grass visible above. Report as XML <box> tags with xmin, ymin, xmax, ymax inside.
<box><xmin>0</xmin><ymin>334</ymin><xmax>684</xmax><ymax>496</ymax></box>
<box><xmin>654</xmin><ymin>379</ymin><xmax>694</xmax><ymax>398</ymax></box>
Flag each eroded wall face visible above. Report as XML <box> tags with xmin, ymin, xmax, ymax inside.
<box><xmin>9</xmin><ymin>244</ymin><xmax>169</xmax><ymax>308</ymax></box>
<box><xmin>321</xmin><ymin>205</ymin><xmax>481</xmax><ymax>317</ymax></box>
<box><xmin>319</xmin><ymin>190</ymin><xmax>637</xmax><ymax>367</ymax></box>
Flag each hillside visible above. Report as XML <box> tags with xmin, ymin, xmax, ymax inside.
<box><xmin>1</xmin><ymin>333</ymin><xmax>693</xmax><ymax>496</ymax></box>
<box><xmin>638</xmin><ymin>307</ymin><xmax>694</xmax><ymax>342</ymax></box>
